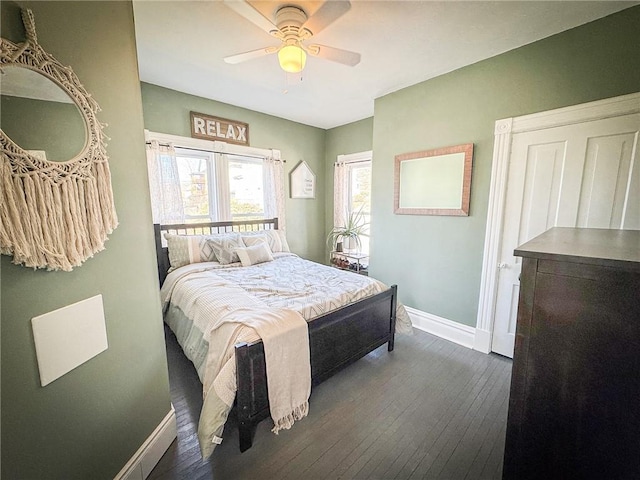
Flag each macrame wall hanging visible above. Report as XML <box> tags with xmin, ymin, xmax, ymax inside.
<box><xmin>0</xmin><ymin>9</ymin><xmax>118</xmax><ymax>271</ymax></box>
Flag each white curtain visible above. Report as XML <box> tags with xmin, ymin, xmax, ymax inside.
<box><xmin>146</xmin><ymin>141</ymin><xmax>185</xmax><ymax>224</ymax></box>
<box><xmin>333</xmin><ymin>162</ymin><xmax>349</xmax><ymax>228</ymax></box>
<box><xmin>264</xmin><ymin>155</ymin><xmax>286</xmax><ymax>230</ymax></box>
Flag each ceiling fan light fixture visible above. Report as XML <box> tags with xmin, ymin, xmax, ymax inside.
<box><xmin>278</xmin><ymin>45</ymin><xmax>306</xmax><ymax>73</ymax></box>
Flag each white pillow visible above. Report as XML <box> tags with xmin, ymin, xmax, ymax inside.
<box><xmin>242</xmin><ymin>234</ymin><xmax>269</xmax><ymax>248</ymax></box>
<box><xmin>235</xmin><ymin>243</ymin><xmax>274</xmax><ymax>267</ymax></box>
<box><xmin>164</xmin><ymin>233</ymin><xmax>218</xmax><ymax>270</ymax></box>
<box><xmin>241</xmin><ymin>229</ymin><xmax>290</xmax><ymax>253</ymax></box>
<box><xmin>205</xmin><ymin>233</ymin><xmax>245</xmax><ymax>265</ymax></box>
<box><xmin>276</xmin><ymin>230</ymin><xmax>291</xmax><ymax>252</ymax></box>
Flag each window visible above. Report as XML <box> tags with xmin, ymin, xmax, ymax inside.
<box><xmin>176</xmin><ymin>150</ymin><xmax>215</xmax><ymax>222</ymax></box>
<box><xmin>146</xmin><ymin>132</ymin><xmax>285</xmax><ymax>227</ymax></box>
<box><xmin>334</xmin><ymin>151</ymin><xmax>373</xmax><ymax>254</ymax></box>
<box><xmin>347</xmin><ymin>162</ymin><xmax>371</xmax><ymax>254</ymax></box>
<box><xmin>228</xmin><ymin>156</ymin><xmax>265</xmax><ymax>220</ymax></box>
<box><xmin>349</xmin><ymin>162</ymin><xmax>371</xmax><ymax>215</ymax></box>
<box><xmin>175</xmin><ymin>149</ymin><xmax>266</xmax><ymax>223</ymax></box>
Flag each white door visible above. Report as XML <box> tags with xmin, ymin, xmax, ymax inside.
<box><xmin>491</xmin><ymin>113</ymin><xmax>640</xmax><ymax>358</ymax></box>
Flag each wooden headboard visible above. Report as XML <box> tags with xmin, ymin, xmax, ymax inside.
<box><xmin>154</xmin><ymin>218</ymin><xmax>279</xmax><ymax>286</ymax></box>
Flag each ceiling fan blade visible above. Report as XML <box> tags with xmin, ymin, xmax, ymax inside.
<box><xmin>224</xmin><ymin>46</ymin><xmax>279</xmax><ymax>65</ymax></box>
<box><xmin>301</xmin><ymin>1</ymin><xmax>351</xmax><ymax>36</ymax></box>
<box><xmin>224</xmin><ymin>0</ymin><xmax>277</xmax><ymax>34</ymax></box>
<box><xmin>306</xmin><ymin>44</ymin><xmax>360</xmax><ymax>66</ymax></box>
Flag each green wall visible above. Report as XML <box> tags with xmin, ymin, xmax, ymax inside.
<box><xmin>1</xmin><ymin>2</ymin><xmax>171</xmax><ymax>478</ymax></box>
<box><xmin>324</xmin><ymin>117</ymin><xmax>374</xmax><ymax>253</ymax></box>
<box><xmin>368</xmin><ymin>6</ymin><xmax>640</xmax><ymax>327</ymax></box>
<box><xmin>140</xmin><ymin>82</ymin><xmax>328</xmax><ymax>262</ymax></box>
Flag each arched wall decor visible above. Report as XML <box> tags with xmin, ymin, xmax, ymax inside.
<box><xmin>0</xmin><ymin>9</ymin><xmax>118</xmax><ymax>271</ymax></box>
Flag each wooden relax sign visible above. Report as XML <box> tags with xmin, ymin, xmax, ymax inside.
<box><xmin>190</xmin><ymin>111</ymin><xmax>249</xmax><ymax>146</ymax></box>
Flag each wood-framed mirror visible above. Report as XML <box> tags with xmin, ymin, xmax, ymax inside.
<box><xmin>394</xmin><ymin>143</ymin><xmax>473</xmax><ymax>216</ymax></box>
<box><xmin>0</xmin><ymin>9</ymin><xmax>118</xmax><ymax>271</ymax></box>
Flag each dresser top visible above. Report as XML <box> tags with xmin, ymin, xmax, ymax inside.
<box><xmin>514</xmin><ymin>228</ymin><xmax>640</xmax><ymax>269</ymax></box>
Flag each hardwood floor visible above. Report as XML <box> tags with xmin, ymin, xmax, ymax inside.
<box><xmin>149</xmin><ymin>325</ymin><xmax>511</xmax><ymax>480</ymax></box>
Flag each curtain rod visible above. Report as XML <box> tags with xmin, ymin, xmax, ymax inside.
<box><xmin>334</xmin><ymin>159</ymin><xmax>371</xmax><ymax>166</ymax></box>
<box><xmin>146</xmin><ymin>141</ymin><xmax>286</xmax><ymax>162</ymax></box>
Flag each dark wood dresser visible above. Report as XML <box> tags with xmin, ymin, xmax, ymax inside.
<box><xmin>503</xmin><ymin>227</ymin><xmax>640</xmax><ymax>480</ymax></box>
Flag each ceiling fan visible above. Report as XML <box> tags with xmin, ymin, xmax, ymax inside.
<box><xmin>223</xmin><ymin>0</ymin><xmax>361</xmax><ymax>74</ymax></box>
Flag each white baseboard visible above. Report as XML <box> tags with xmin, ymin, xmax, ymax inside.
<box><xmin>114</xmin><ymin>405</ymin><xmax>177</xmax><ymax>480</ymax></box>
<box><xmin>473</xmin><ymin>328</ymin><xmax>492</xmax><ymax>353</ymax></box>
<box><xmin>405</xmin><ymin>306</ymin><xmax>475</xmax><ymax>350</ymax></box>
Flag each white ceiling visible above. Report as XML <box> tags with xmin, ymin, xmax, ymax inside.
<box><xmin>133</xmin><ymin>1</ymin><xmax>637</xmax><ymax>129</ymax></box>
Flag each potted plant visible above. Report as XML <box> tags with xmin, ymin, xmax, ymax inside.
<box><xmin>327</xmin><ymin>208</ymin><xmax>369</xmax><ymax>253</ymax></box>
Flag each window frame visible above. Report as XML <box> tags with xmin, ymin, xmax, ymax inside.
<box><xmin>226</xmin><ymin>154</ymin><xmax>267</xmax><ymax>221</ymax></box>
<box><xmin>175</xmin><ymin>148</ymin><xmax>218</xmax><ymax>222</ymax></box>
<box><xmin>146</xmin><ymin>130</ymin><xmax>281</xmax><ymax>224</ymax></box>
<box><xmin>336</xmin><ymin>150</ymin><xmax>373</xmax><ymax>254</ymax></box>
<box><xmin>346</xmin><ymin>161</ymin><xmax>372</xmax><ymax>216</ymax></box>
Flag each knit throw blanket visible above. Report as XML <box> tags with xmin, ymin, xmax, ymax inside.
<box><xmin>198</xmin><ymin>306</ymin><xmax>311</xmax><ymax>457</ymax></box>
<box><xmin>222</xmin><ymin>308</ymin><xmax>311</xmax><ymax>432</ymax></box>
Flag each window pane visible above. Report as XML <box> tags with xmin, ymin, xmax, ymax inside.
<box><xmin>228</xmin><ymin>157</ymin><xmax>265</xmax><ymax>220</ymax></box>
<box><xmin>349</xmin><ymin>164</ymin><xmax>371</xmax><ymax>254</ymax></box>
<box><xmin>350</xmin><ymin>165</ymin><xmax>371</xmax><ymax>214</ymax></box>
<box><xmin>176</xmin><ymin>154</ymin><xmax>210</xmax><ymax>223</ymax></box>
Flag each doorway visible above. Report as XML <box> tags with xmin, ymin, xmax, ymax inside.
<box><xmin>475</xmin><ymin>92</ymin><xmax>640</xmax><ymax>358</ymax></box>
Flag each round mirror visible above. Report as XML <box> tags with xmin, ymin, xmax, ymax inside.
<box><xmin>1</xmin><ymin>8</ymin><xmax>118</xmax><ymax>272</ymax></box>
<box><xmin>0</xmin><ymin>66</ymin><xmax>87</xmax><ymax>162</ymax></box>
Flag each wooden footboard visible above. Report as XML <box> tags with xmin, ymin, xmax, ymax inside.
<box><xmin>234</xmin><ymin>285</ymin><xmax>398</xmax><ymax>452</ymax></box>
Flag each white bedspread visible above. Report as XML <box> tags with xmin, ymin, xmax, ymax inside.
<box><xmin>160</xmin><ymin>253</ymin><xmax>412</xmax><ymax>456</ymax></box>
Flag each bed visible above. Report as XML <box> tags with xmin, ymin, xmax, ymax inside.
<box><xmin>154</xmin><ymin>218</ymin><xmax>411</xmax><ymax>455</ymax></box>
